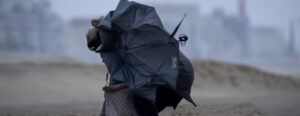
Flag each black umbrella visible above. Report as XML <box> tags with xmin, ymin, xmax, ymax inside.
<box><xmin>96</xmin><ymin>0</ymin><xmax>195</xmax><ymax>107</ymax></box>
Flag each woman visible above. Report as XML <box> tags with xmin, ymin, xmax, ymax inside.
<box><xmin>87</xmin><ymin>17</ymin><xmax>158</xmax><ymax>116</ymax></box>
<box><xmin>86</xmin><ymin>0</ymin><xmax>195</xmax><ymax>116</ymax></box>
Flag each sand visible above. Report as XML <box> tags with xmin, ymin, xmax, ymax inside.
<box><xmin>0</xmin><ymin>104</ymin><xmax>269</xmax><ymax>116</ymax></box>
<box><xmin>0</xmin><ymin>59</ymin><xmax>300</xmax><ymax>116</ymax></box>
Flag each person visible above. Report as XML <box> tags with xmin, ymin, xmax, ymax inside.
<box><xmin>87</xmin><ymin>17</ymin><xmax>159</xmax><ymax>116</ymax></box>
<box><xmin>86</xmin><ymin>0</ymin><xmax>196</xmax><ymax>116</ymax></box>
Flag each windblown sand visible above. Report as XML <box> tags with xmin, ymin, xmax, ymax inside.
<box><xmin>0</xmin><ymin>59</ymin><xmax>299</xmax><ymax>116</ymax></box>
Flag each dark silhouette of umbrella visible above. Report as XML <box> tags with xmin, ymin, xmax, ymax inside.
<box><xmin>96</xmin><ymin>0</ymin><xmax>195</xmax><ymax>107</ymax></box>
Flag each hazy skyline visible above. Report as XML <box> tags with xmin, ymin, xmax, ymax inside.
<box><xmin>50</xmin><ymin>0</ymin><xmax>300</xmax><ymax>38</ymax></box>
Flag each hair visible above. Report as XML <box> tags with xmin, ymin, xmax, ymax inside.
<box><xmin>86</xmin><ymin>17</ymin><xmax>104</xmax><ymax>51</ymax></box>
<box><xmin>86</xmin><ymin>28</ymin><xmax>98</xmax><ymax>43</ymax></box>
<box><xmin>91</xmin><ymin>19</ymin><xmax>100</xmax><ymax>28</ymax></box>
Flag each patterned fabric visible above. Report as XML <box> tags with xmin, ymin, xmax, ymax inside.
<box><xmin>103</xmin><ymin>84</ymin><xmax>138</xmax><ymax>116</ymax></box>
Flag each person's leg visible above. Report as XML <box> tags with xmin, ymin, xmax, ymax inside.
<box><xmin>129</xmin><ymin>90</ymin><xmax>158</xmax><ymax>116</ymax></box>
<box><xmin>100</xmin><ymin>100</ymin><xmax>105</xmax><ymax>116</ymax></box>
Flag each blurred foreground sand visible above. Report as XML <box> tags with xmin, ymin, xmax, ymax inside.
<box><xmin>0</xmin><ymin>59</ymin><xmax>300</xmax><ymax>116</ymax></box>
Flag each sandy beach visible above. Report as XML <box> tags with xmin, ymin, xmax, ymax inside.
<box><xmin>0</xmin><ymin>59</ymin><xmax>299</xmax><ymax>116</ymax></box>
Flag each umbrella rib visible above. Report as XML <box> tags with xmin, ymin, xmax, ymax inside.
<box><xmin>127</xmin><ymin>42</ymin><xmax>174</xmax><ymax>51</ymax></box>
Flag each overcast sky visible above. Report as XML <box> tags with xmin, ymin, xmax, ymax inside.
<box><xmin>50</xmin><ymin>0</ymin><xmax>300</xmax><ymax>36</ymax></box>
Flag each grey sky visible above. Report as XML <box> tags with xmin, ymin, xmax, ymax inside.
<box><xmin>50</xmin><ymin>0</ymin><xmax>300</xmax><ymax>36</ymax></box>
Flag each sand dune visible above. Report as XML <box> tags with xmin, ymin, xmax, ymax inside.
<box><xmin>192</xmin><ymin>60</ymin><xmax>300</xmax><ymax>91</ymax></box>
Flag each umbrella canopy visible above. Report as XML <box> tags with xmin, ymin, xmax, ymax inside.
<box><xmin>96</xmin><ymin>0</ymin><xmax>195</xmax><ymax>106</ymax></box>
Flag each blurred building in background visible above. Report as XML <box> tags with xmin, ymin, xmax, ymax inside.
<box><xmin>288</xmin><ymin>21</ymin><xmax>296</xmax><ymax>55</ymax></box>
<box><xmin>0</xmin><ymin>0</ymin><xmax>63</xmax><ymax>56</ymax></box>
<box><xmin>198</xmin><ymin>0</ymin><xmax>249</xmax><ymax>62</ymax></box>
<box><xmin>292</xmin><ymin>20</ymin><xmax>300</xmax><ymax>55</ymax></box>
<box><xmin>292</xmin><ymin>19</ymin><xmax>300</xmax><ymax>62</ymax></box>
<box><xmin>250</xmin><ymin>27</ymin><xmax>286</xmax><ymax>58</ymax></box>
